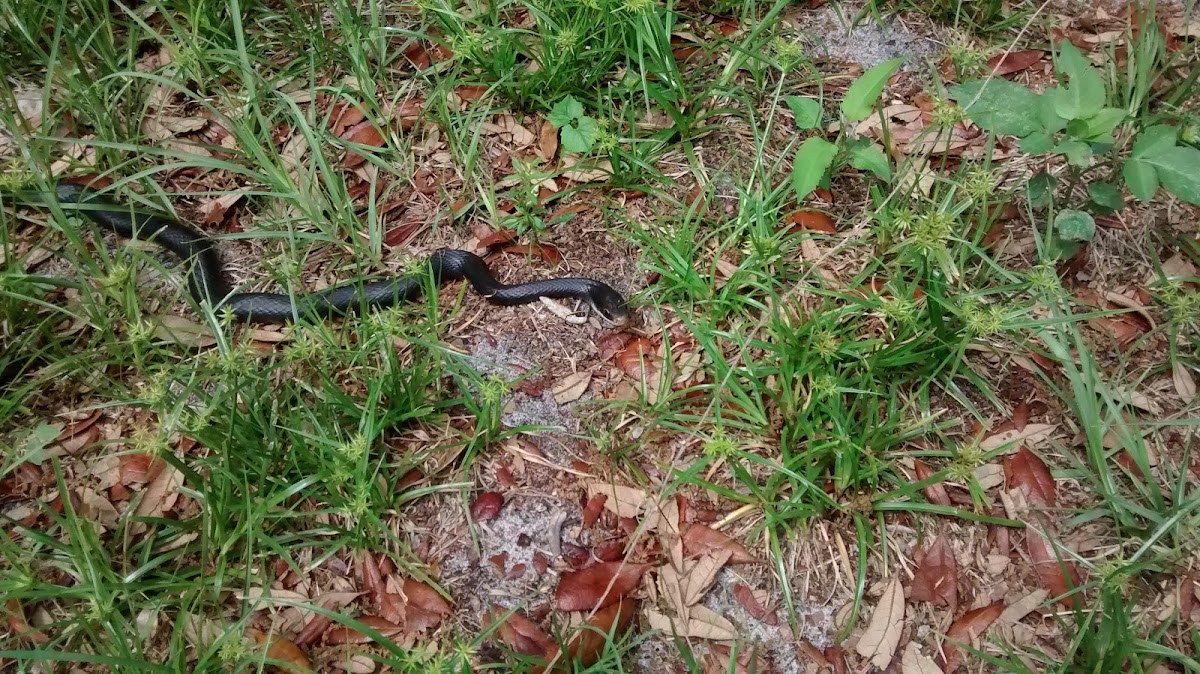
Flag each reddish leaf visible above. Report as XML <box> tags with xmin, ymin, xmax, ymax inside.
<box><xmin>910</xmin><ymin>536</ymin><xmax>958</xmax><ymax>608</ymax></box>
<box><xmin>471</xmin><ymin>491</ymin><xmax>505</xmax><ymax>521</ymax></box>
<box><xmin>394</xmin><ymin>96</ymin><xmax>424</xmax><ymax>130</ymax></box>
<box><xmin>485</xmin><ymin>605</ymin><xmax>555</xmax><ymax>658</ymax></box>
<box><xmin>539</xmin><ymin>119</ymin><xmax>559</xmax><ymax>159</ymax></box>
<box><xmin>402</xmin><ymin>42</ymin><xmax>432</xmax><ymax>70</ymax></box>
<box><xmin>361</xmin><ymin>552</ymin><xmax>385</xmax><ymax>601</ymax></box>
<box><xmin>986</xmin><ymin>49</ymin><xmax>1045</xmax><ymax>76</ymax></box>
<box><xmin>396</xmin><ymin>578</ymin><xmax>452</xmax><ymax>633</ymax></box>
<box><xmin>1003</xmin><ymin>447</ymin><xmax>1056</xmax><ymax>508</ymax></box>
<box><xmin>293</xmin><ymin>613</ymin><xmax>332</xmax><ymax>647</ymax></box>
<box><xmin>383</xmin><ymin>220</ymin><xmax>425</xmax><ymax>248</ymax></box>
<box><xmin>478</xmin><ymin>228</ymin><xmax>519</xmax><ymax>249</ymax></box>
<box><xmin>1180</xmin><ymin>572</ymin><xmax>1196</xmax><ymax>625</ymax></box>
<box><xmin>612</xmin><ymin>338</ymin><xmax>655</xmax><ymax>379</ymax></box>
<box><xmin>594</xmin><ymin>540</ymin><xmax>626</xmax><ymax>562</ymax></box>
<box><xmin>825</xmin><ymin>644</ymin><xmax>848</xmax><ymax>674</ymax></box>
<box><xmin>501</xmin><ymin>243</ymin><xmax>563</xmax><ymax>265</ymax></box>
<box><xmin>731</xmin><ymin>582</ymin><xmax>779</xmax><ymax>625</ymax></box>
<box><xmin>913</xmin><ymin>459</ymin><xmax>951</xmax><ymax>506</ymax></box>
<box><xmin>251</xmin><ymin>630</ymin><xmax>312</xmax><ymax>674</ymax></box>
<box><xmin>941</xmin><ymin>602</ymin><xmax>1004</xmax><ymax>673</ymax></box>
<box><xmin>324</xmin><ymin>615</ymin><xmax>404</xmax><ymax>645</ymax></box>
<box><xmin>554</xmin><ymin>562</ymin><xmax>651</xmax><ymax>611</ymax></box>
<box><xmin>681</xmin><ymin>523</ymin><xmax>757</xmax><ymax>564</ymax></box>
<box><xmin>1011</xmin><ymin>400</ymin><xmax>1029</xmax><ymax>431</ymax></box>
<box><xmin>559</xmin><ymin>597</ymin><xmax>638</xmax><ymax>669</ymax></box>
<box><xmin>1027</xmin><ymin>530</ymin><xmax>1083</xmax><ymax>609</ymax></box>
<box><xmin>119</xmin><ymin>453</ymin><xmax>166</xmax><ymax>486</ymax></box>
<box><xmin>784</xmin><ymin>209</ymin><xmax>837</xmax><ymax>233</ymax></box>
<box><xmin>329</xmin><ymin>101</ymin><xmax>367</xmax><ymax>137</ymax></box>
<box><xmin>597</xmin><ymin>333</ymin><xmax>633</xmax><ymax>361</ymax></box>
<box><xmin>455</xmin><ymin>85</ymin><xmax>489</xmax><ymax>103</ymax></box>
<box><xmin>533</xmin><ymin>551</ymin><xmax>549</xmax><ymax>575</ymax></box>
<box><xmin>489</xmin><ymin>552</ymin><xmax>509</xmax><ymax>573</ymax></box>
<box><xmin>341</xmin><ymin>121</ymin><xmax>386</xmax><ymax>168</ymax></box>
<box><xmin>507</xmin><ymin>563</ymin><xmax>527</xmax><ymax>580</ymax></box>
<box><xmin>582</xmin><ymin>494</ymin><xmax>607</xmax><ymax>528</ymax></box>
<box><xmin>4</xmin><ymin>599</ymin><xmax>48</xmax><ymax>644</ymax></box>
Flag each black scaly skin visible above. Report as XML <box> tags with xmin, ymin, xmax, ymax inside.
<box><xmin>53</xmin><ymin>182</ymin><xmax>631</xmax><ymax>326</ymax></box>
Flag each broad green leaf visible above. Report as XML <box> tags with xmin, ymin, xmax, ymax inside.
<box><xmin>792</xmin><ymin>136</ymin><xmax>838</xmax><ymax>201</ymax></box>
<box><xmin>1087</xmin><ymin>182</ymin><xmax>1123</xmax><ymax>213</ymax></box>
<box><xmin>784</xmin><ymin>96</ymin><xmax>822</xmax><ymax>130</ymax></box>
<box><xmin>1020</xmin><ymin>131</ymin><xmax>1055</xmax><ymax>154</ymax></box>
<box><xmin>561</xmin><ymin>117</ymin><xmax>597</xmax><ymax>154</ymax></box>
<box><xmin>1037</xmin><ymin>91</ymin><xmax>1067</xmax><ymax>133</ymax></box>
<box><xmin>841</xmin><ymin>56</ymin><xmax>906</xmax><ymax>122</ymax></box>
<box><xmin>1056</xmin><ymin>139</ymin><xmax>1092</xmax><ymax>166</ymax></box>
<box><xmin>1066</xmin><ymin>108</ymin><xmax>1126</xmax><ymax>141</ymax></box>
<box><xmin>549</xmin><ymin>96</ymin><xmax>584</xmax><ymax>128</ymax></box>
<box><xmin>850</xmin><ymin>143</ymin><xmax>891</xmax><ymax>181</ymax></box>
<box><xmin>1052</xmin><ymin>42</ymin><xmax>1105</xmax><ymax>120</ymax></box>
<box><xmin>1122</xmin><ymin>159</ymin><xmax>1159</xmax><ymax>202</ymax></box>
<box><xmin>1141</xmin><ymin>144</ymin><xmax>1200</xmax><ymax>205</ymax></box>
<box><xmin>949</xmin><ymin>79</ymin><xmax>1041</xmax><ymax>137</ymax></box>
<box><xmin>1055</xmin><ymin>209</ymin><xmax>1096</xmax><ymax>242</ymax></box>
<box><xmin>1027</xmin><ymin>171</ymin><xmax>1056</xmax><ymax>209</ymax></box>
<box><xmin>1130</xmin><ymin>125</ymin><xmax>1178</xmax><ymax>158</ymax></box>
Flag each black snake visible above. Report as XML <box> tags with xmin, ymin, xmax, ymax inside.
<box><xmin>34</xmin><ymin>181</ymin><xmax>631</xmax><ymax>326</ymax></box>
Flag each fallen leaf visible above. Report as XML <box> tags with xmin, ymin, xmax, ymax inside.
<box><xmin>538</xmin><ymin>119</ymin><xmax>559</xmax><ymax>160</ymax></box>
<box><xmin>901</xmin><ymin>642</ymin><xmax>942</xmax><ymax>674</ymax></box>
<box><xmin>731</xmin><ymin>583</ymin><xmax>779</xmax><ymax>625</ymax></box>
<box><xmin>120</xmin><ymin>453</ymin><xmax>166</xmax><ymax>486</ymax></box>
<box><xmin>133</xmin><ymin>464</ymin><xmax>183</xmax><ymax>521</ymax></box>
<box><xmin>198</xmin><ymin>191</ymin><xmax>245</xmax><ymax>227</ymax></box>
<box><xmin>1027</xmin><ymin>530</ymin><xmax>1083</xmax><ymax>609</ymax></box>
<box><xmin>4</xmin><ymin>599</ymin><xmax>48</xmax><ymax>644</ymax></box>
<box><xmin>250</xmin><ymin>630</ymin><xmax>312</xmax><ymax>674</ymax></box>
<box><xmin>942</xmin><ymin>602</ymin><xmax>1003</xmax><ymax>673</ymax></box>
<box><xmin>454</xmin><ymin>85</ymin><xmax>490</xmax><ymax>104</ymax></box>
<box><xmin>560</xmin><ymin>155</ymin><xmax>613</xmax><ymax>183</ymax></box>
<box><xmin>341</xmin><ymin>121</ymin><xmax>387</xmax><ymax>168</ymax></box>
<box><xmin>1003</xmin><ymin>447</ymin><xmax>1056</xmax><ymax>508</ymax></box>
<box><xmin>1173</xmin><ymin>362</ymin><xmax>1197</xmax><ymax>402</ymax></box>
<box><xmin>979</xmin><ymin>423</ymin><xmax>1055</xmax><ymax>452</ymax></box>
<box><xmin>855</xmin><ymin>576</ymin><xmax>904</xmax><ymax>669</ymax></box>
<box><xmin>681</xmin><ymin>524</ymin><xmax>757</xmax><ymax>564</ymax></box>
<box><xmin>913</xmin><ymin>459</ymin><xmax>951</xmax><ymax>506</ymax></box>
<box><xmin>546</xmin><ymin>597</ymin><xmax>637</xmax><ymax>672</ymax></box>
<box><xmin>552</xmin><ymin>372</ymin><xmax>592</xmax><ymax>404</ymax></box>
<box><xmin>554</xmin><ymin>562</ymin><xmax>651</xmax><ymax>611</ymax></box>
<box><xmin>986</xmin><ymin>49</ymin><xmax>1045</xmax><ymax>76</ymax></box>
<box><xmin>153</xmin><ymin>315</ymin><xmax>217</xmax><ymax>348</ymax></box>
<box><xmin>910</xmin><ymin>536</ymin><xmax>957</xmax><ymax>608</ymax></box>
<box><xmin>586</xmin><ymin>483</ymin><xmax>646</xmax><ymax>519</ymax></box>
<box><xmin>997</xmin><ymin>589</ymin><xmax>1048</xmax><ymax>626</ymax></box>
<box><xmin>485</xmin><ymin>605</ymin><xmax>555</xmax><ymax>658</ymax></box>
<box><xmin>477</xmin><ymin>228</ymin><xmax>519</xmax><ymax>249</ymax></box>
<box><xmin>685</xmin><ymin>604</ymin><xmax>739</xmax><ymax>641</ymax></box>
<box><xmin>401</xmin><ymin>578</ymin><xmax>452</xmax><ymax>632</ymax></box>
<box><xmin>784</xmin><ymin>209</ymin><xmax>837</xmax><ymax>234</ymax></box>
<box><xmin>612</xmin><ymin>338</ymin><xmax>655</xmax><ymax>379</ymax></box>
<box><xmin>683</xmin><ymin>549</ymin><xmax>733</xmax><ymax>606</ymax></box>
<box><xmin>501</xmin><ymin>243</ymin><xmax>562</xmax><ymax>265</ymax></box>
<box><xmin>324</xmin><ymin>615</ymin><xmax>404</xmax><ymax>645</ymax></box>
<box><xmin>471</xmin><ymin>491</ymin><xmax>504</xmax><ymax>521</ymax></box>
<box><xmin>582</xmin><ymin>494</ymin><xmax>607</xmax><ymax>528</ymax></box>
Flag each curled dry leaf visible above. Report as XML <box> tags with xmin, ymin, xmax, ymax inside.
<box><xmin>784</xmin><ymin>209</ymin><xmax>837</xmax><ymax>234</ymax></box>
<box><xmin>471</xmin><ymin>491</ymin><xmax>505</xmax><ymax>521</ymax></box>
<box><xmin>941</xmin><ymin>601</ymin><xmax>1004</xmax><ymax>673</ymax></box>
<box><xmin>540</xmin><ymin>597</ymin><xmax>637</xmax><ymax>674</ymax></box>
<box><xmin>731</xmin><ymin>583</ymin><xmax>779</xmax><ymax>625</ymax></box>
<box><xmin>554</xmin><ymin>561</ymin><xmax>651</xmax><ymax>611</ymax></box>
<box><xmin>538</xmin><ymin>119</ymin><xmax>559</xmax><ymax>160</ymax></box>
<box><xmin>4</xmin><ymin>599</ymin><xmax>48</xmax><ymax>644</ymax></box>
<box><xmin>912</xmin><ymin>459</ymin><xmax>951</xmax><ymax>506</ymax></box>
<box><xmin>855</xmin><ymin>576</ymin><xmax>904</xmax><ymax>669</ymax></box>
<box><xmin>552</xmin><ymin>371</ymin><xmax>592</xmax><ymax>405</ymax></box>
<box><xmin>485</xmin><ymin>605</ymin><xmax>555</xmax><ymax>659</ymax></box>
<box><xmin>1027</xmin><ymin>529</ymin><xmax>1083</xmax><ymax>609</ymax></box>
<box><xmin>1003</xmin><ymin>447</ymin><xmax>1056</xmax><ymax>509</ymax></box>
<box><xmin>986</xmin><ymin>49</ymin><xmax>1045</xmax><ymax>76</ymax></box>
<box><xmin>681</xmin><ymin>523</ymin><xmax>757</xmax><ymax>564</ymax></box>
<box><xmin>1173</xmin><ymin>362</ymin><xmax>1197</xmax><ymax>402</ymax></box>
<box><xmin>502</xmin><ymin>243</ymin><xmax>562</xmax><ymax>265</ymax></box>
<box><xmin>582</xmin><ymin>494</ymin><xmax>607</xmax><ymax>528</ymax></box>
<box><xmin>250</xmin><ymin>630</ymin><xmax>312</xmax><ymax>674</ymax></box>
<box><xmin>341</xmin><ymin>121</ymin><xmax>387</xmax><ymax>168</ymax></box>
<box><xmin>477</xmin><ymin>229</ymin><xmax>519</xmax><ymax>250</ymax></box>
<box><xmin>402</xmin><ymin>578</ymin><xmax>452</xmax><ymax>633</ymax></box>
<box><xmin>612</xmin><ymin>338</ymin><xmax>656</xmax><ymax>379</ymax></box>
<box><xmin>324</xmin><ymin>615</ymin><xmax>405</xmax><ymax>645</ymax></box>
<box><xmin>910</xmin><ymin>536</ymin><xmax>958</xmax><ymax>608</ymax></box>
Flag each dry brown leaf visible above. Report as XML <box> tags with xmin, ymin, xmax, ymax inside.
<box><xmin>199</xmin><ymin>191</ymin><xmax>246</xmax><ymax>227</ymax></box>
<box><xmin>541</xmin><ymin>597</ymin><xmax>637</xmax><ymax>673</ymax></box>
<box><xmin>153</xmin><ymin>315</ymin><xmax>217</xmax><ymax>348</ymax></box>
<box><xmin>784</xmin><ymin>209</ymin><xmax>837</xmax><ymax>233</ymax></box>
<box><xmin>855</xmin><ymin>576</ymin><xmax>904</xmax><ymax>669</ymax></box>
<box><xmin>1003</xmin><ymin>447</ymin><xmax>1056</xmax><ymax>508</ymax></box>
<box><xmin>4</xmin><ymin>599</ymin><xmax>48</xmax><ymax>644</ymax></box>
<box><xmin>538</xmin><ymin>119</ymin><xmax>559</xmax><ymax>160</ymax></box>
<box><xmin>250</xmin><ymin>629</ymin><xmax>312</xmax><ymax>674</ymax></box>
<box><xmin>552</xmin><ymin>371</ymin><xmax>592</xmax><ymax>404</ymax></box>
<box><xmin>586</xmin><ymin>483</ymin><xmax>646</xmax><ymax>519</ymax></box>
<box><xmin>560</xmin><ymin>155</ymin><xmax>613</xmax><ymax>182</ymax></box>
<box><xmin>554</xmin><ymin>562</ymin><xmax>651</xmax><ymax>611</ymax></box>
<box><xmin>686</xmin><ymin>604</ymin><xmax>738</xmax><ymax>641</ymax></box>
<box><xmin>1173</xmin><ymin>362</ymin><xmax>1197</xmax><ymax>402</ymax></box>
<box><xmin>1027</xmin><ymin>529</ymin><xmax>1083</xmax><ymax>609</ymax></box>
<box><xmin>470</xmin><ymin>491</ymin><xmax>504</xmax><ymax>521</ymax></box>
<box><xmin>979</xmin><ymin>423</ymin><xmax>1055</xmax><ymax>452</ymax></box>
<box><xmin>913</xmin><ymin>459</ymin><xmax>951</xmax><ymax>506</ymax></box>
<box><xmin>611</xmin><ymin>337</ymin><xmax>655</xmax><ymax>379</ymax></box>
<box><xmin>484</xmin><ymin>605</ymin><xmax>554</xmax><ymax>658</ymax></box>
<box><xmin>681</xmin><ymin>523</ymin><xmax>757</xmax><ymax>564</ymax></box>
<box><xmin>942</xmin><ymin>602</ymin><xmax>1003</xmax><ymax>673</ymax></box>
<box><xmin>342</xmin><ymin>121</ymin><xmax>386</xmax><ymax>168</ymax></box>
<box><xmin>997</xmin><ymin>589</ymin><xmax>1047</xmax><ymax>626</ymax></box>
<box><xmin>682</xmin><ymin>549</ymin><xmax>732</xmax><ymax>606</ymax></box>
<box><xmin>910</xmin><ymin>536</ymin><xmax>957</xmax><ymax>608</ymax></box>
<box><xmin>324</xmin><ymin>615</ymin><xmax>404</xmax><ymax>645</ymax></box>
<box><xmin>400</xmin><ymin>578</ymin><xmax>452</xmax><ymax>632</ymax></box>
<box><xmin>901</xmin><ymin>642</ymin><xmax>943</xmax><ymax>674</ymax></box>
<box><xmin>986</xmin><ymin>49</ymin><xmax>1045</xmax><ymax>75</ymax></box>
<box><xmin>133</xmin><ymin>464</ymin><xmax>184</xmax><ymax>521</ymax></box>
<box><xmin>731</xmin><ymin>583</ymin><xmax>779</xmax><ymax>625</ymax></box>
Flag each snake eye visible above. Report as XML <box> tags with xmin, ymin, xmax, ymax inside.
<box><xmin>589</xmin><ymin>286</ymin><xmax>631</xmax><ymax>327</ymax></box>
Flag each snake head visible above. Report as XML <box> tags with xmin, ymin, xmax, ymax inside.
<box><xmin>589</xmin><ymin>283</ymin><xmax>633</xmax><ymax>328</ymax></box>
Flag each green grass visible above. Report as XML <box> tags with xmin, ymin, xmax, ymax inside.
<box><xmin>3</xmin><ymin>0</ymin><xmax>1200</xmax><ymax>671</ymax></box>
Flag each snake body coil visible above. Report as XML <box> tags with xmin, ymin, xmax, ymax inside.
<box><xmin>51</xmin><ymin>181</ymin><xmax>631</xmax><ymax>326</ymax></box>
